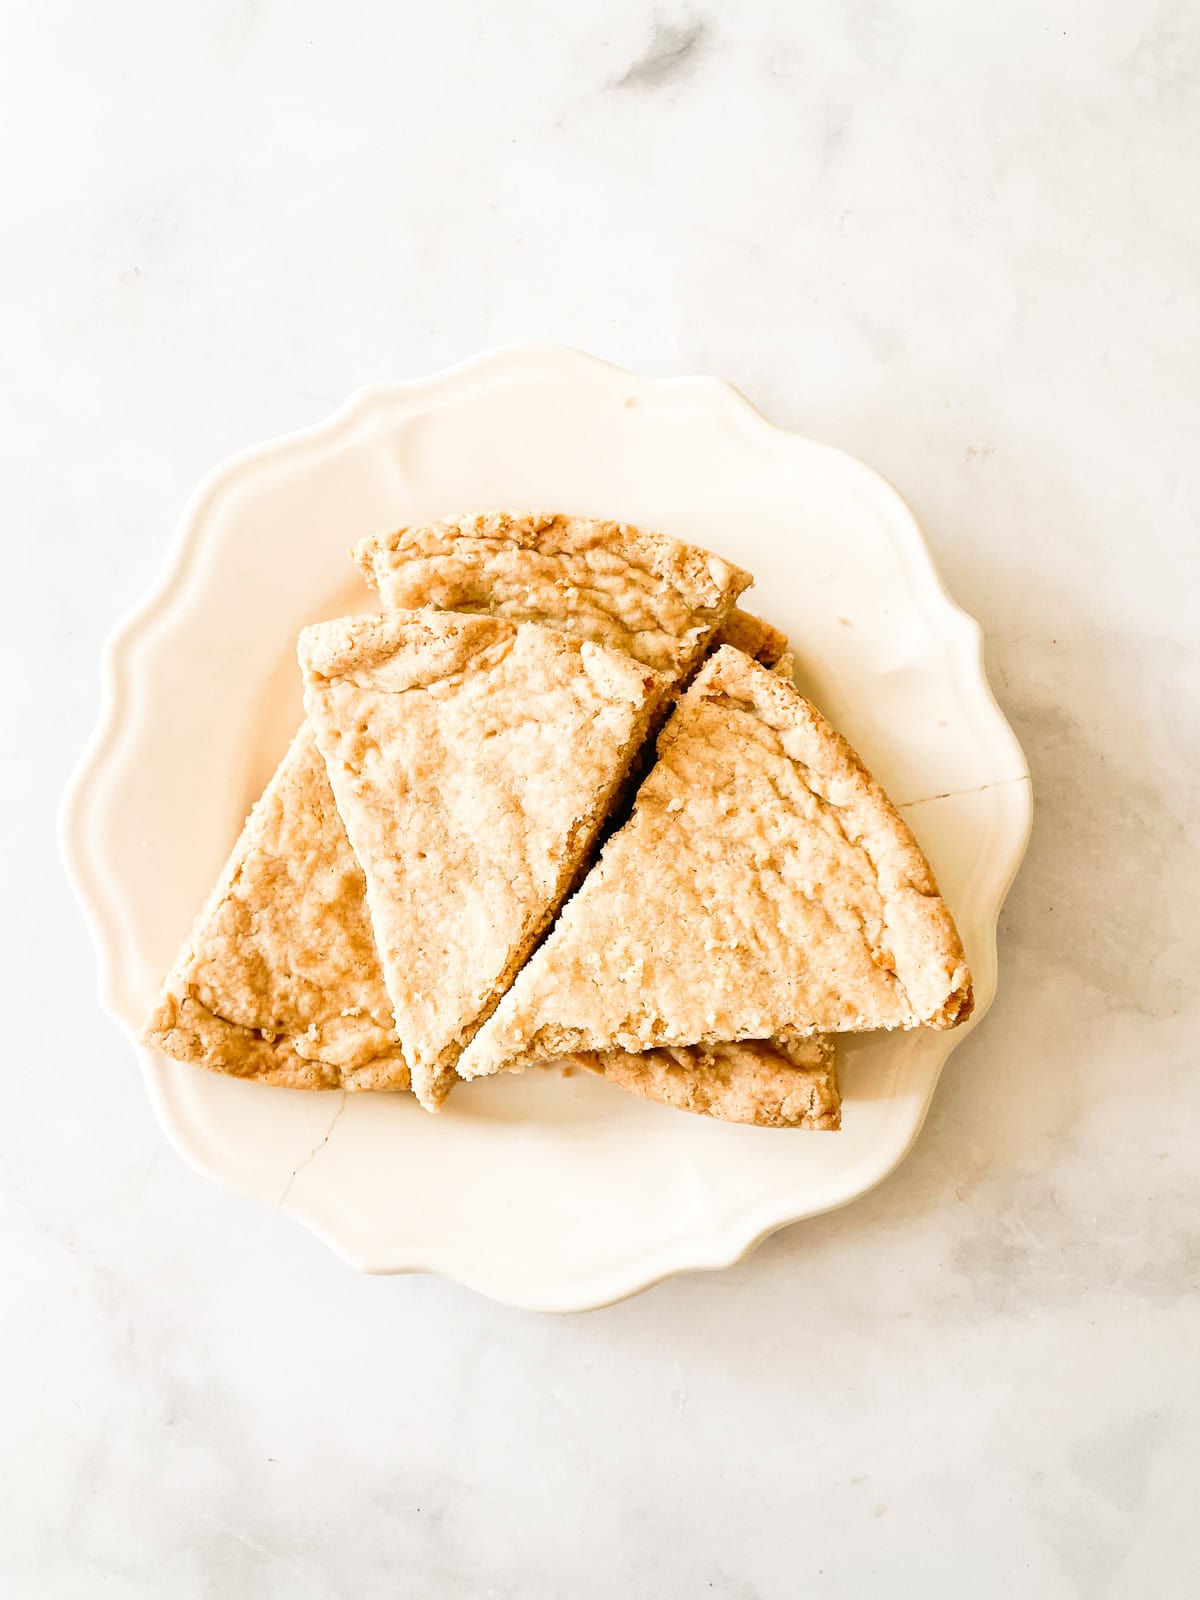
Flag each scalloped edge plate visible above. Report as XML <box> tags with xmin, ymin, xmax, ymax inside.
<box><xmin>60</xmin><ymin>344</ymin><xmax>1031</xmax><ymax>1311</ymax></box>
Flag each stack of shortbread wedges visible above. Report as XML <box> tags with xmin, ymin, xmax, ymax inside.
<box><xmin>144</xmin><ymin>513</ymin><xmax>972</xmax><ymax>1129</ymax></box>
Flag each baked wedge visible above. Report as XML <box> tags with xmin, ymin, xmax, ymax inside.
<box><xmin>300</xmin><ymin>610</ymin><xmax>660</xmax><ymax>1110</ymax></box>
<box><xmin>573</xmin><ymin>1032</ymin><xmax>840</xmax><ymax>1129</ymax></box>
<box><xmin>460</xmin><ymin>646</ymin><xmax>973</xmax><ymax>1078</ymax></box>
<box><xmin>142</xmin><ymin>724</ymin><xmax>408</xmax><ymax>1090</ymax></box>
<box><xmin>352</xmin><ymin>511</ymin><xmax>752</xmax><ymax>692</ymax></box>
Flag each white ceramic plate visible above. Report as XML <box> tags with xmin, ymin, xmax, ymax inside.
<box><xmin>61</xmin><ymin>345</ymin><xmax>1031</xmax><ymax>1311</ymax></box>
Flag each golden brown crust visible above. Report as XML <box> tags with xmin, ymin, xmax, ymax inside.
<box><xmin>574</xmin><ymin>1034</ymin><xmax>840</xmax><ymax>1128</ymax></box>
<box><xmin>712</xmin><ymin>608</ymin><xmax>790</xmax><ymax>669</ymax></box>
<box><xmin>460</xmin><ymin>646</ymin><xmax>972</xmax><ymax>1077</ymax></box>
<box><xmin>300</xmin><ymin>610</ymin><xmax>661</xmax><ymax>1111</ymax></box>
<box><xmin>141</xmin><ymin>725</ymin><xmax>409</xmax><ymax>1090</ymax></box>
<box><xmin>351</xmin><ymin>511</ymin><xmax>752</xmax><ymax>680</ymax></box>
<box><xmin>144</xmin><ymin>992</ymin><xmax>408</xmax><ymax>1091</ymax></box>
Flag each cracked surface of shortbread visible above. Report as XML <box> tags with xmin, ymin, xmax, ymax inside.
<box><xmin>142</xmin><ymin>725</ymin><xmax>408</xmax><ymax>1091</ymax></box>
<box><xmin>353</xmin><ymin>511</ymin><xmax>752</xmax><ymax>687</ymax></box>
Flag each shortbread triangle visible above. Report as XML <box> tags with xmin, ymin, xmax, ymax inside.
<box><xmin>142</xmin><ymin>724</ymin><xmax>408</xmax><ymax>1090</ymax></box>
<box><xmin>460</xmin><ymin>646</ymin><xmax>972</xmax><ymax>1078</ymax></box>
<box><xmin>352</xmin><ymin>510</ymin><xmax>752</xmax><ymax>689</ymax></box>
<box><xmin>300</xmin><ymin>610</ymin><xmax>661</xmax><ymax>1110</ymax></box>
<box><xmin>572</xmin><ymin>1033</ymin><xmax>840</xmax><ymax>1129</ymax></box>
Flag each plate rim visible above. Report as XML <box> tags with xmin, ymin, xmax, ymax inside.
<box><xmin>59</xmin><ymin>342</ymin><xmax>1033</xmax><ymax>1310</ymax></box>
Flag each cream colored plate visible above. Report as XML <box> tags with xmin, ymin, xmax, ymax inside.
<box><xmin>60</xmin><ymin>345</ymin><xmax>1031</xmax><ymax>1311</ymax></box>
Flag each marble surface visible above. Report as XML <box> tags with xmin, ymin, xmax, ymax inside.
<box><xmin>4</xmin><ymin>1</ymin><xmax>1197</xmax><ymax>1594</ymax></box>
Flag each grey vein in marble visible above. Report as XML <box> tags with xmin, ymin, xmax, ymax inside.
<box><xmin>613</xmin><ymin>17</ymin><xmax>709</xmax><ymax>89</ymax></box>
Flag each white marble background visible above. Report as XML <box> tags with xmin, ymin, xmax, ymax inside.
<box><xmin>3</xmin><ymin>1</ymin><xmax>1197</xmax><ymax>1594</ymax></box>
